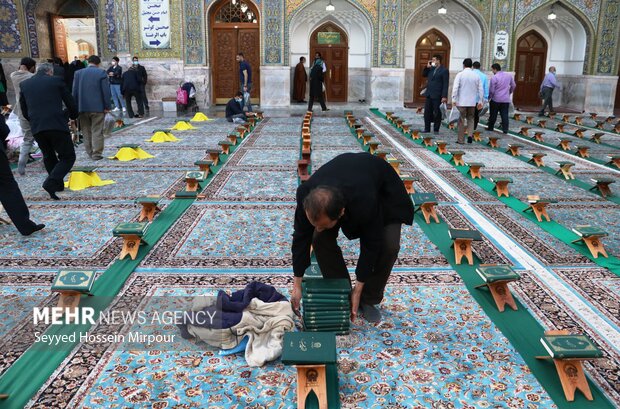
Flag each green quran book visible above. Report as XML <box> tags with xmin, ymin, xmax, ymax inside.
<box><xmin>303</xmin><ymin>311</ymin><xmax>350</xmax><ymax>320</ymax></box>
<box><xmin>51</xmin><ymin>270</ymin><xmax>95</xmax><ymax>293</ymax></box>
<box><xmin>304</xmin><ymin>305</ymin><xmax>349</xmax><ymax>312</ymax></box>
<box><xmin>71</xmin><ymin>166</ymin><xmax>97</xmax><ymax>173</ymax></box>
<box><xmin>118</xmin><ymin>143</ymin><xmax>140</xmax><ymax>149</ymax></box>
<box><xmin>476</xmin><ymin>265</ymin><xmax>520</xmax><ymax>283</ymax></box>
<box><xmin>572</xmin><ymin>225</ymin><xmax>608</xmax><ymax>238</ymax></box>
<box><xmin>113</xmin><ymin>222</ymin><xmax>148</xmax><ymax>236</ymax></box>
<box><xmin>303</xmin><ymin>292</ymin><xmax>350</xmax><ymax>301</ymax></box>
<box><xmin>303</xmin><ymin>264</ymin><xmax>324</xmax><ymax>281</ymax></box>
<box><xmin>448</xmin><ymin>228</ymin><xmax>482</xmax><ymax>241</ymax></box>
<box><xmin>304</xmin><ymin>278</ymin><xmax>351</xmax><ymax>294</ymax></box>
<box><xmin>303</xmin><ymin>317</ymin><xmax>350</xmax><ymax>326</ymax></box>
<box><xmin>411</xmin><ymin>192</ymin><xmax>437</xmax><ymax>206</ymax></box>
<box><xmin>281</xmin><ymin>332</ymin><xmax>337</xmax><ymax>365</ymax></box>
<box><xmin>540</xmin><ymin>334</ymin><xmax>603</xmax><ymax>359</ymax></box>
<box><xmin>305</xmin><ymin>326</ymin><xmax>350</xmax><ymax>333</ymax></box>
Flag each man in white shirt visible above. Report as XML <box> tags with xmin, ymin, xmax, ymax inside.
<box><xmin>451</xmin><ymin>58</ymin><xmax>483</xmax><ymax>144</ymax></box>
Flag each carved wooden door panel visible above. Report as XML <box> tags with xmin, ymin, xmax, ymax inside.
<box><xmin>51</xmin><ymin>15</ymin><xmax>68</xmax><ymax>63</ymax></box>
<box><xmin>213</xmin><ymin>29</ymin><xmax>237</xmax><ymax>104</ymax></box>
<box><xmin>514</xmin><ymin>31</ymin><xmax>547</xmax><ymax>107</ymax></box>
<box><xmin>327</xmin><ymin>47</ymin><xmax>347</xmax><ymax>102</ymax></box>
<box><xmin>238</xmin><ymin>29</ymin><xmax>260</xmax><ymax>104</ymax></box>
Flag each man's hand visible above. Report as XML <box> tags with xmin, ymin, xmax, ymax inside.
<box><xmin>291</xmin><ymin>276</ymin><xmax>303</xmax><ymax>313</ymax></box>
<box><xmin>350</xmin><ymin>281</ymin><xmax>364</xmax><ymax>322</ymax></box>
<box><xmin>452</xmin><ymin>101</ymin><xmax>457</xmax><ymax>107</ymax></box>
<box><xmin>441</xmin><ymin>97</ymin><xmax>447</xmax><ymax>103</ymax></box>
<box><xmin>476</xmin><ymin>102</ymin><xmax>483</xmax><ymax>110</ymax></box>
<box><xmin>243</xmin><ymin>85</ymin><xmax>247</xmax><ymax>92</ymax></box>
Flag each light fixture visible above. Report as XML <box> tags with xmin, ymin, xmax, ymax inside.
<box><xmin>438</xmin><ymin>1</ymin><xmax>447</xmax><ymax>14</ymax></box>
<box><xmin>326</xmin><ymin>0</ymin><xmax>335</xmax><ymax>11</ymax></box>
<box><xmin>240</xmin><ymin>2</ymin><xmax>248</xmax><ymax>12</ymax></box>
<box><xmin>548</xmin><ymin>3</ymin><xmax>556</xmax><ymax>20</ymax></box>
<box><xmin>231</xmin><ymin>0</ymin><xmax>236</xmax><ymax>5</ymax></box>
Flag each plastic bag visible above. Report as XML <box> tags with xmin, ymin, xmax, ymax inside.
<box><xmin>439</xmin><ymin>102</ymin><xmax>447</xmax><ymax>120</ymax></box>
<box><xmin>448</xmin><ymin>107</ymin><xmax>460</xmax><ymax>124</ymax></box>
<box><xmin>6</xmin><ymin>112</ymin><xmax>22</xmax><ymax>140</ymax></box>
<box><xmin>176</xmin><ymin>88</ymin><xmax>188</xmax><ymax>105</ymax></box>
<box><xmin>479</xmin><ymin>102</ymin><xmax>489</xmax><ymax>117</ymax></box>
<box><xmin>243</xmin><ymin>91</ymin><xmax>250</xmax><ymax>106</ymax></box>
<box><xmin>189</xmin><ymin>86</ymin><xmax>196</xmax><ymax>99</ymax></box>
<box><xmin>103</xmin><ymin>112</ymin><xmax>115</xmax><ymax>136</ymax></box>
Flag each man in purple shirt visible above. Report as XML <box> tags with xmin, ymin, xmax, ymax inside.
<box><xmin>539</xmin><ymin>66</ymin><xmax>559</xmax><ymax>116</ymax></box>
<box><xmin>487</xmin><ymin>63</ymin><xmax>516</xmax><ymax>134</ymax></box>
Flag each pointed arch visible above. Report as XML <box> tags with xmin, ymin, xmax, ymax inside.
<box><xmin>514</xmin><ymin>0</ymin><xmax>594</xmax><ymax>74</ymax></box>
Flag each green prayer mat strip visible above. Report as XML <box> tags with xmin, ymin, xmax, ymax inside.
<box><xmin>480</xmin><ymin>118</ymin><xmax>620</xmax><ymax>173</ymax></box>
<box><xmin>511</xmin><ymin>115</ymin><xmax>620</xmax><ymax>151</ymax></box>
<box><xmin>0</xmin><ymin>119</ymin><xmax>260</xmax><ymax>409</ymax></box>
<box><xmin>367</xmin><ymin>109</ymin><xmax>615</xmax><ymax>408</ymax></box>
<box><xmin>371</xmin><ymin>108</ymin><xmax>620</xmax><ymax>276</ymax></box>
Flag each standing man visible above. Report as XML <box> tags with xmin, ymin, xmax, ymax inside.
<box><xmin>452</xmin><ymin>58</ymin><xmax>483</xmax><ymax>144</ymax></box>
<box><xmin>308</xmin><ymin>55</ymin><xmax>328</xmax><ymax>112</ymax></box>
<box><xmin>10</xmin><ymin>57</ymin><xmax>36</xmax><ymax>175</ymax></box>
<box><xmin>472</xmin><ymin>61</ymin><xmax>489</xmax><ymax>131</ymax></box>
<box><xmin>132</xmin><ymin>56</ymin><xmax>149</xmax><ymax>115</ymax></box>
<box><xmin>122</xmin><ymin>63</ymin><xmax>145</xmax><ymax>119</ymax></box>
<box><xmin>539</xmin><ymin>66</ymin><xmax>560</xmax><ymax>116</ymax></box>
<box><xmin>487</xmin><ymin>63</ymin><xmax>516</xmax><ymax>134</ymax></box>
<box><xmin>293</xmin><ymin>57</ymin><xmax>307</xmax><ymax>103</ymax></box>
<box><xmin>422</xmin><ymin>54</ymin><xmax>449</xmax><ymax>135</ymax></box>
<box><xmin>20</xmin><ymin>63</ymin><xmax>78</xmax><ymax>200</ymax></box>
<box><xmin>236</xmin><ymin>53</ymin><xmax>253</xmax><ymax>113</ymax></box>
<box><xmin>107</xmin><ymin>56</ymin><xmax>126</xmax><ymax>113</ymax></box>
<box><xmin>72</xmin><ymin>55</ymin><xmax>111</xmax><ymax>161</ymax></box>
<box><xmin>291</xmin><ymin>153</ymin><xmax>414</xmax><ymax>323</ymax></box>
<box><xmin>0</xmin><ymin>114</ymin><xmax>45</xmax><ymax>236</ymax></box>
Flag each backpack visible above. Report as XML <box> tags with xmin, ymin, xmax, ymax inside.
<box><xmin>176</xmin><ymin>88</ymin><xmax>188</xmax><ymax>105</ymax></box>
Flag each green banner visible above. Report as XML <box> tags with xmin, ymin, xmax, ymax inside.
<box><xmin>318</xmin><ymin>32</ymin><xmax>340</xmax><ymax>44</ymax></box>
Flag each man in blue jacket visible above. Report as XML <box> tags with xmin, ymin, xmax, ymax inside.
<box><xmin>72</xmin><ymin>55</ymin><xmax>111</xmax><ymax>160</ymax></box>
<box><xmin>20</xmin><ymin>63</ymin><xmax>79</xmax><ymax>200</ymax></box>
<box><xmin>422</xmin><ymin>54</ymin><xmax>449</xmax><ymax>134</ymax></box>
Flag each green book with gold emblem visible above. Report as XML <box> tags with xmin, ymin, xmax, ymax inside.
<box><xmin>476</xmin><ymin>265</ymin><xmax>520</xmax><ymax>283</ymax></box>
<box><xmin>540</xmin><ymin>334</ymin><xmax>603</xmax><ymax>359</ymax></box>
<box><xmin>281</xmin><ymin>332</ymin><xmax>337</xmax><ymax>365</ymax></box>
<box><xmin>51</xmin><ymin>270</ymin><xmax>96</xmax><ymax>293</ymax></box>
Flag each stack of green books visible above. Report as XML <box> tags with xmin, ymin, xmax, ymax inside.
<box><xmin>302</xmin><ymin>277</ymin><xmax>351</xmax><ymax>335</ymax></box>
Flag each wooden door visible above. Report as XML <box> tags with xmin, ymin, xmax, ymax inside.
<box><xmin>50</xmin><ymin>15</ymin><xmax>68</xmax><ymax>63</ymax></box>
<box><xmin>210</xmin><ymin>0</ymin><xmax>260</xmax><ymax>105</ymax></box>
<box><xmin>514</xmin><ymin>31</ymin><xmax>547</xmax><ymax>107</ymax></box>
<box><xmin>413</xmin><ymin>30</ymin><xmax>450</xmax><ymax>104</ymax></box>
<box><xmin>310</xmin><ymin>23</ymin><xmax>348</xmax><ymax>102</ymax></box>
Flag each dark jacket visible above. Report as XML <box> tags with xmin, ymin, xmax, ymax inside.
<box><xmin>72</xmin><ymin>65</ymin><xmax>111</xmax><ymax>113</ymax></box>
<box><xmin>292</xmin><ymin>152</ymin><xmax>414</xmax><ymax>282</ymax></box>
<box><xmin>19</xmin><ymin>73</ymin><xmax>78</xmax><ymax>135</ymax></box>
<box><xmin>121</xmin><ymin>68</ymin><xmax>142</xmax><ymax>94</ymax></box>
<box><xmin>422</xmin><ymin>65</ymin><xmax>449</xmax><ymax>99</ymax></box>
<box><xmin>0</xmin><ymin>114</ymin><xmax>8</xmax><ymax>151</ymax></box>
<box><xmin>106</xmin><ymin>64</ymin><xmax>123</xmax><ymax>85</ymax></box>
<box><xmin>308</xmin><ymin>62</ymin><xmax>324</xmax><ymax>98</ymax></box>
<box><xmin>225</xmin><ymin>98</ymin><xmax>244</xmax><ymax>118</ymax></box>
<box><xmin>136</xmin><ymin>64</ymin><xmax>147</xmax><ymax>85</ymax></box>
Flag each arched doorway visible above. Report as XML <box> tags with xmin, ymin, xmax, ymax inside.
<box><xmin>413</xmin><ymin>29</ymin><xmax>450</xmax><ymax>104</ymax></box>
<box><xmin>210</xmin><ymin>0</ymin><xmax>260</xmax><ymax>105</ymax></box>
<box><xmin>27</xmin><ymin>0</ymin><xmax>98</xmax><ymax>61</ymax></box>
<box><xmin>514</xmin><ymin>30</ymin><xmax>547</xmax><ymax>107</ymax></box>
<box><xmin>309</xmin><ymin>23</ymin><xmax>348</xmax><ymax>103</ymax></box>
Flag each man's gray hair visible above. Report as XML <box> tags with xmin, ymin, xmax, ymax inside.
<box><xmin>36</xmin><ymin>62</ymin><xmax>54</xmax><ymax>75</ymax></box>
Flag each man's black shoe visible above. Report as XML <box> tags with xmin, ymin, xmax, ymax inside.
<box><xmin>467</xmin><ymin>136</ymin><xmax>473</xmax><ymax>143</ymax></box>
<box><xmin>22</xmin><ymin>223</ymin><xmax>45</xmax><ymax>236</ymax></box>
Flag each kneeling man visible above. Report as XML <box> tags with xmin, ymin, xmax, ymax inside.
<box><xmin>291</xmin><ymin>152</ymin><xmax>414</xmax><ymax>322</ymax></box>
